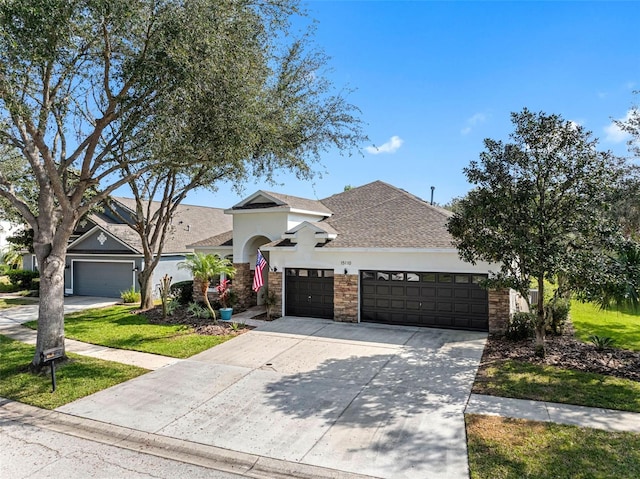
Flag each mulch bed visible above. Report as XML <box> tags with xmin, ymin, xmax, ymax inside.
<box><xmin>135</xmin><ymin>304</ymin><xmax>255</xmax><ymax>336</ymax></box>
<box><xmin>481</xmin><ymin>322</ymin><xmax>640</xmax><ymax>382</ymax></box>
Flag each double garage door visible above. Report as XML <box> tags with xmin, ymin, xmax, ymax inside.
<box><xmin>73</xmin><ymin>261</ymin><xmax>135</xmax><ymax>298</ymax></box>
<box><xmin>285</xmin><ymin>268</ymin><xmax>489</xmax><ymax>331</ymax></box>
<box><xmin>361</xmin><ymin>271</ymin><xmax>489</xmax><ymax>331</ymax></box>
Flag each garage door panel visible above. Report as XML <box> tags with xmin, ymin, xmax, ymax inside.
<box><xmin>73</xmin><ymin>261</ymin><xmax>133</xmax><ymax>298</ymax></box>
<box><xmin>438</xmin><ymin>288</ymin><xmax>452</xmax><ymax>298</ymax></box>
<box><xmin>471</xmin><ymin>289</ymin><xmax>488</xmax><ymax>300</ymax></box>
<box><xmin>406</xmin><ymin>287</ymin><xmax>421</xmax><ymax>297</ymax></box>
<box><xmin>361</xmin><ymin>270</ymin><xmax>488</xmax><ymax>331</ymax></box>
<box><xmin>455</xmin><ymin>303</ymin><xmax>470</xmax><ymax>313</ymax></box>
<box><xmin>391</xmin><ymin>299</ymin><xmax>405</xmax><ymax>309</ymax></box>
<box><xmin>454</xmin><ymin>289</ymin><xmax>470</xmax><ymax>299</ymax></box>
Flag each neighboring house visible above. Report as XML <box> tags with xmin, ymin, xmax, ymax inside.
<box><xmin>33</xmin><ymin>198</ymin><xmax>233</xmax><ymax>298</ymax></box>
<box><xmin>190</xmin><ymin>180</ymin><xmax>515</xmax><ymax>333</ymax></box>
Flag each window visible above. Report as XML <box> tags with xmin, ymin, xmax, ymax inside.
<box><xmin>407</xmin><ymin>273</ymin><xmax>420</xmax><ymax>282</ymax></box>
<box><xmin>377</xmin><ymin>272</ymin><xmax>389</xmax><ymax>281</ymax></box>
<box><xmin>362</xmin><ymin>271</ymin><xmax>375</xmax><ymax>280</ymax></box>
<box><xmin>422</xmin><ymin>273</ymin><xmax>436</xmax><ymax>282</ymax></box>
<box><xmin>455</xmin><ymin>275</ymin><xmax>470</xmax><ymax>284</ymax></box>
<box><xmin>472</xmin><ymin>275</ymin><xmax>486</xmax><ymax>284</ymax></box>
<box><xmin>439</xmin><ymin>273</ymin><xmax>452</xmax><ymax>283</ymax></box>
<box><xmin>391</xmin><ymin>272</ymin><xmax>404</xmax><ymax>281</ymax></box>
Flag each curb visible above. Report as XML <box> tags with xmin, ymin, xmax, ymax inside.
<box><xmin>1</xmin><ymin>399</ymin><xmax>382</xmax><ymax>479</ymax></box>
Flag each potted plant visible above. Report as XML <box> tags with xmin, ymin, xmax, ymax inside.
<box><xmin>216</xmin><ymin>278</ymin><xmax>234</xmax><ymax>320</ymax></box>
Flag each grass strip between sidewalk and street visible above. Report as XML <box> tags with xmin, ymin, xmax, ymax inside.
<box><xmin>466</xmin><ymin>414</ymin><xmax>640</xmax><ymax>479</ymax></box>
<box><xmin>571</xmin><ymin>301</ymin><xmax>640</xmax><ymax>351</ymax></box>
<box><xmin>24</xmin><ymin>305</ymin><xmax>236</xmax><ymax>358</ymax></box>
<box><xmin>0</xmin><ymin>335</ymin><xmax>147</xmax><ymax>409</ymax></box>
<box><xmin>473</xmin><ymin>359</ymin><xmax>640</xmax><ymax>413</ymax></box>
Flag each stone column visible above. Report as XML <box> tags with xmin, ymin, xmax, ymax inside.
<box><xmin>233</xmin><ymin>262</ymin><xmax>252</xmax><ymax>311</ymax></box>
<box><xmin>267</xmin><ymin>270</ymin><xmax>283</xmax><ymax>319</ymax></box>
<box><xmin>334</xmin><ymin>273</ymin><xmax>358</xmax><ymax>323</ymax></box>
<box><xmin>488</xmin><ymin>288</ymin><xmax>510</xmax><ymax>334</ymax></box>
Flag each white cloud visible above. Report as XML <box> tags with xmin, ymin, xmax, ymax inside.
<box><xmin>460</xmin><ymin>113</ymin><xmax>487</xmax><ymax>135</ymax></box>
<box><xmin>365</xmin><ymin>135</ymin><xmax>404</xmax><ymax>155</ymax></box>
<box><xmin>605</xmin><ymin>110</ymin><xmax>632</xmax><ymax>143</ymax></box>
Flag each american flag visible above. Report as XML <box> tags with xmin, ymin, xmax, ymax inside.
<box><xmin>252</xmin><ymin>249</ymin><xmax>267</xmax><ymax>292</ymax></box>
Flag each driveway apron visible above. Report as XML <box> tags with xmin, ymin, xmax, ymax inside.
<box><xmin>57</xmin><ymin>317</ymin><xmax>487</xmax><ymax>479</ymax></box>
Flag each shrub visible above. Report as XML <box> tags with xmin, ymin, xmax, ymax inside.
<box><xmin>165</xmin><ymin>299</ymin><xmax>180</xmax><ymax>317</ymax></box>
<box><xmin>6</xmin><ymin>269</ymin><xmax>39</xmax><ymax>289</ymax></box>
<box><xmin>120</xmin><ymin>287</ymin><xmax>140</xmax><ymax>304</ymax></box>
<box><xmin>505</xmin><ymin>312</ymin><xmax>536</xmax><ymax>340</ymax></box>
<box><xmin>545</xmin><ymin>297</ymin><xmax>570</xmax><ymax>335</ymax></box>
<box><xmin>187</xmin><ymin>301</ymin><xmax>209</xmax><ymax>319</ymax></box>
<box><xmin>170</xmin><ymin>281</ymin><xmax>193</xmax><ymax>305</ymax></box>
<box><xmin>589</xmin><ymin>335</ymin><xmax>615</xmax><ymax>351</ymax></box>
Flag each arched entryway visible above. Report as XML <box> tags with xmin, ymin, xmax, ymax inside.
<box><xmin>242</xmin><ymin>235</ymin><xmax>271</xmax><ymax>306</ymax></box>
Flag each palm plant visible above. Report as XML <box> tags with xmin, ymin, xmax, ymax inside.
<box><xmin>179</xmin><ymin>253</ymin><xmax>235</xmax><ymax>323</ymax></box>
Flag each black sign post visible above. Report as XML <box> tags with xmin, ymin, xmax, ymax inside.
<box><xmin>40</xmin><ymin>347</ymin><xmax>64</xmax><ymax>392</ymax></box>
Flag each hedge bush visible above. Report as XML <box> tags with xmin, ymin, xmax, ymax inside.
<box><xmin>170</xmin><ymin>281</ymin><xmax>193</xmax><ymax>304</ymax></box>
<box><xmin>506</xmin><ymin>312</ymin><xmax>536</xmax><ymax>340</ymax></box>
<box><xmin>6</xmin><ymin>269</ymin><xmax>39</xmax><ymax>289</ymax></box>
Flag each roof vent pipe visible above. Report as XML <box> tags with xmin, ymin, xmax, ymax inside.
<box><xmin>430</xmin><ymin>186</ymin><xmax>435</xmax><ymax>206</ymax></box>
<box><xmin>187</xmin><ymin>225</ymin><xmax>191</xmax><ymax>232</ymax></box>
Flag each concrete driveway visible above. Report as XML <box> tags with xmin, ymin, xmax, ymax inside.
<box><xmin>58</xmin><ymin>317</ymin><xmax>486</xmax><ymax>479</ymax></box>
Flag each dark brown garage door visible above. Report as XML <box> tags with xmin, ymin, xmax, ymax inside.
<box><xmin>285</xmin><ymin>268</ymin><xmax>334</xmax><ymax>319</ymax></box>
<box><xmin>361</xmin><ymin>271</ymin><xmax>489</xmax><ymax>331</ymax></box>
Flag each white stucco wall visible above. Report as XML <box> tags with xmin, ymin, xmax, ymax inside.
<box><xmin>265</xmin><ymin>227</ymin><xmax>494</xmax><ymax>275</ymax></box>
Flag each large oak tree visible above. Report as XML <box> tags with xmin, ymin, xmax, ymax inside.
<box><xmin>0</xmin><ymin>0</ymin><xmax>364</xmax><ymax>369</ymax></box>
<box><xmin>448</xmin><ymin>108</ymin><xmax>625</xmax><ymax>356</ymax></box>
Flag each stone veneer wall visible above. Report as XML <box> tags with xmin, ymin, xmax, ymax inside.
<box><xmin>334</xmin><ymin>273</ymin><xmax>358</xmax><ymax>323</ymax></box>
<box><xmin>233</xmin><ymin>262</ymin><xmax>253</xmax><ymax>311</ymax></box>
<box><xmin>488</xmin><ymin>288</ymin><xmax>510</xmax><ymax>334</ymax></box>
<box><xmin>267</xmin><ymin>270</ymin><xmax>283</xmax><ymax>319</ymax></box>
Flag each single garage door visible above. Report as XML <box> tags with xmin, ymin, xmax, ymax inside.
<box><xmin>73</xmin><ymin>261</ymin><xmax>134</xmax><ymax>298</ymax></box>
<box><xmin>285</xmin><ymin>268</ymin><xmax>334</xmax><ymax>319</ymax></box>
<box><xmin>361</xmin><ymin>271</ymin><xmax>489</xmax><ymax>331</ymax></box>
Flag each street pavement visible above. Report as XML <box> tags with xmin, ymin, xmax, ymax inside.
<box><xmin>1</xmin><ymin>404</ymin><xmax>245</xmax><ymax>479</ymax></box>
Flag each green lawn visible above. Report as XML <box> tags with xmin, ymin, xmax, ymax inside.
<box><xmin>25</xmin><ymin>305</ymin><xmax>237</xmax><ymax>358</ymax></box>
<box><xmin>0</xmin><ymin>335</ymin><xmax>147</xmax><ymax>409</ymax></box>
<box><xmin>473</xmin><ymin>359</ymin><xmax>640</xmax><ymax>413</ymax></box>
<box><xmin>571</xmin><ymin>301</ymin><xmax>640</xmax><ymax>351</ymax></box>
<box><xmin>0</xmin><ymin>297</ymin><xmax>37</xmax><ymax>309</ymax></box>
<box><xmin>467</xmin><ymin>414</ymin><xmax>640</xmax><ymax>479</ymax></box>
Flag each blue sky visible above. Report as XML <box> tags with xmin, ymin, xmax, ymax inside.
<box><xmin>184</xmin><ymin>0</ymin><xmax>640</xmax><ymax>208</ymax></box>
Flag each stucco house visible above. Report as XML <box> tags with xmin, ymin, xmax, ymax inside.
<box><xmin>190</xmin><ymin>181</ymin><xmax>514</xmax><ymax>333</ymax></box>
<box><xmin>26</xmin><ymin>198</ymin><xmax>232</xmax><ymax>298</ymax></box>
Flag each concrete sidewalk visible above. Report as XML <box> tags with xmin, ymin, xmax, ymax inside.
<box><xmin>465</xmin><ymin>393</ymin><xmax>640</xmax><ymax>433</ymax></box>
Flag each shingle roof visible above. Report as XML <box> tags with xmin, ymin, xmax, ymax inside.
<box><xmin>232</xmin><ymin>190</ymin><xmax>332</xmax><ymax>215</ymax></box>
<box><xmin>317</xmin><ymin>181</ymin><xmax>455</xmax><ymax>249</ymax></box>
<box><xmin>187</xmin><ymin>230</ymin><xmax>233</xmax><ymax>248</ymax></box>
<box><xmin>93</xmin><ymin>198</ymin><xmax>233</xmax><ymax>254</ymax></box>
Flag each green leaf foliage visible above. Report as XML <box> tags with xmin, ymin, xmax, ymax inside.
<box><xmin>448</xmin><ymin>108</ymin><xmax>628</xmax><ymax>352</ymax></box>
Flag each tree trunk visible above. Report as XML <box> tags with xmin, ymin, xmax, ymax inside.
<box><xmin>31</xmin><ymin>246</ymin><xmax>67</xmax><ymax>371</ymax></box>
<box><xmin>138</xmin><ymin>267</ymin><xmax>155</xmax><ymax>310</ymax></box>
<box><xmin>534</xmin><ymin>276</ymin><xmax>546</xmax><ymax>357</ymax></box>
<box><xmin>201</xmin><ymin>280</ymin><xmax>217</xmax><ymax>323</ymax></box>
